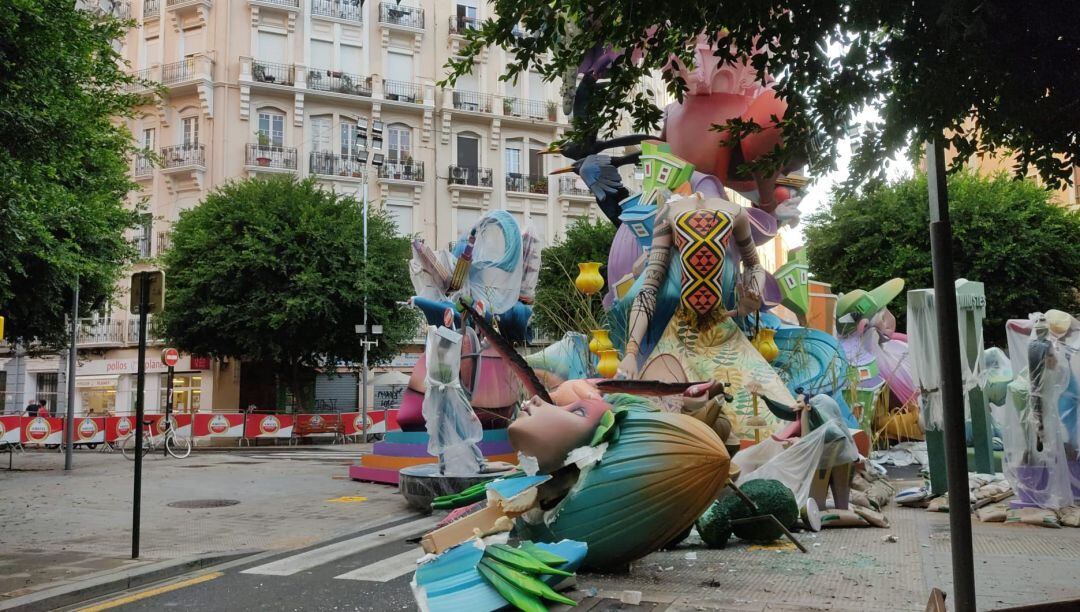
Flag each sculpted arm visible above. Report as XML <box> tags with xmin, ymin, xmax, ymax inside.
<box><xmin>616</xmin><ymin>212</ymin><xmax>672</xmax><ymax>379</ymax></box>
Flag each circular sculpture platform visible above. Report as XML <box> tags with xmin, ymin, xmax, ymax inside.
<box><xmin>399</xmin><ymin>463</ymin><xmax>510</xmax><ymax>512</ymax></box>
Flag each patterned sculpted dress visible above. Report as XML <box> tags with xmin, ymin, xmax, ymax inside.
<box><xmin>644</xmin><ymin>208</ymin><xmax>793</xmax><ymax>440</ymax></box>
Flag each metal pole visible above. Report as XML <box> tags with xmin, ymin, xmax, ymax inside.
<box><xmin>64</xmin><ymin>277</ymin><xmax>79</xmax><ymax>470</ymax></box>
<box><xmin>926</xmin><ymin>138</ymin><xmax>976</xmax><ymax>611</ymax></box>
<box><xmin>132</xmin><ymin>272</ymin><xmax>150</xmax><ymax>560</ymax></box>
<box><xmin>163</xmin><ymin>365</ymin><xmax>174</xmax><ymax>457</ymax></box>
<box><xmin>361</xmin><ymin>180</ymin><xmax>369</xmax><ymax>444</ymax></box>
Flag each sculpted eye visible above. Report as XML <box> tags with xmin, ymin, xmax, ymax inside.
<box><xmin>570</xmin><ymin>406</ymin><xmax>587</xmax><ymax>417</ymax></box>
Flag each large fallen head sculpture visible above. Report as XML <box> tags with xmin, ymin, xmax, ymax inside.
<box><xmin>417</xmin><ymin>301</ymin><xmax>731</xmax><ymax>571</ymax></box>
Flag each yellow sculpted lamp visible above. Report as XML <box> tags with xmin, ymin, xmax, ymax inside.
<box><xmin>596</xmin><ymin>349</ymin><xmax>620</xmax><ymax>378</ymax></box>
<box><xmin>589</xmin><ymin>329</ymin><xmax>613</xmax><ymax>356</ymax></box>
<box><xmin>575</xmin><ymin>262</ymin><xmax>604</xmax><ymax>295</ymax></box>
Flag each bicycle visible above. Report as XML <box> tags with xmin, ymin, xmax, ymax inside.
<box><xmin>121</xmin><ymin>419</ymin><xmax>191</xmax><ymax>460</ymax></box>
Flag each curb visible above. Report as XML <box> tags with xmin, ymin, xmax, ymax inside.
<box><xmin>0</xmin><ymin>551</ymin><xmax>255</xmax><ymax>612</ymax></box>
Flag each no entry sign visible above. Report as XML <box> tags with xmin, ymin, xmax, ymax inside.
<box><xmin>162</xmin><ymin>348</ymin><xmax>180</xmax><ymax>368</ymax></box>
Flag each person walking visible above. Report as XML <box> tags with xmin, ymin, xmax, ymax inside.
<box><xmin>37</xmin><ymin>399</ymin><xmax>49</xmax><ymax>417</ymax></box>
<box><xmin>25</xmin><ymin>400</ymin><xmax>39</xmax><ymax>416</ymax></box>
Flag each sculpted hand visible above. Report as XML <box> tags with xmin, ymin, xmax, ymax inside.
<box><xmin>615</xmin><ymin>353</ymin><xmax>639</xmax><ymax>380</ymax></box>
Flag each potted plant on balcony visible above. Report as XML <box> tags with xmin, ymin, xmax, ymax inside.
<box><xmin>503</xmin><ymin>96</ymin><xmax>517</xmax><ymax>116</ymax></box>
<box><xmin>254</xmin><ymin>131</ymin><xmax>272</xmax><ymax>166</ymax></box>
<box><xmin>530</xmin><ymin>177</ymin><xmax>549</xmax><ymax>194</ymax></box>
<box><xmin>546</xmin><ymin>100</ymin><xmax>558</xmax><ymax>121</ymax></box>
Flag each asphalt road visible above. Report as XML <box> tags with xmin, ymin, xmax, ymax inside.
<box><xmin>67</xmin><ymin>512</ymin><xmax>440</xmax><ymax>612</ymax></box>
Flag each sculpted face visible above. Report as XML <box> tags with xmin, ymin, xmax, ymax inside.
<box><xmin>509</xmin><ymin>395</ymin><xmax>611</xmax><ymax>473</ymax></box>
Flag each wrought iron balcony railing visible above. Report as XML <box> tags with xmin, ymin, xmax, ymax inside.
<box><xmin>311</xmin><ymin>0</ymin><xmax>362</xmax><ymax>22</ymax></box>
<box><xmin>246</xmin><ymin>144</ymin><xmax>298</xmax><ymax>170</ymax></box>
<box><xmin>143</xmin><ymin>0</ymin><xmax>160</xmax><ymax>18</ymax></box>
<box><xmin>251</xmin><ymin>60</ymin><xmax>295</xmax><ymax>86</ymax></box>
<box><xmin>306</xmin><ymin>68</ymin><xmax>372</xmax><ymax>97</ymax></box>
<box><xmin>309</xmin><ymin>151</ymin><xmax>365</xmax><ymax>178</ymax></box>
<box><xmin>383</xmin><ymin>79</ymin><xmax>421</xmax><ymax>103</ymax></box>
<box><xmin>506</xmin><ymin>173</ymin><xmax>548</xmax><ymax>194</ymax></box>
<box><xmin>448</xmin><ymin>166</ymin><xmax>493</xmax><ymax>188</ymax></box>
<box><xmin>450</xmin><ymin>90</ymin><xmax>492</xmax><ymax>113</ymax></box>
<box><xmin>378</xmin><ymin>160</ymin><xmax>424</xmax><ymax>182</ymax></box>
<box><xmin>160</xmin><ymin>144</ymin><xmax>205</xmax><ymax>169</ymax></box>
<box><xmin>133</xmin><ymin>151</ymin><xmax>154</xmax><ymax>178</ymax></box>
<box><xmin>252</xmin><ymin>0</ymin><xmax>298</xmax><ymax>8</ymax></box>
<box><xmin>558</xmin><ymin>176</ymin><xmax>592</xmax><ymax>197</ymax></box>
<box><xmin>161</xmin><ymin>55</ymin><xmax>213</xmax><ymax>86</ymax></box>
<box><xmin>379</xmin><ymin>2</ymin><xmax>423</xmax><ymax>29</ymax></box>
<box><xmin>502</xmin><ymin>97</ymin><xmax>558</xmax><ymax>121</ymax></box>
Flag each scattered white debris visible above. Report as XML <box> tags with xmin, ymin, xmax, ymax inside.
<box><xmin>620</xmin><ymin>591</ymin><xmax>643</xmax><ymax>605</ymax></box>
<box><xmin>883</xmin><ymin>534</ymin><xmax>898</xmax><ymax>543</ymax></box>
<box><xmin>684</xmin><ymin>552</ymin><xmax>698</xmax><ymax>561</ymax></box>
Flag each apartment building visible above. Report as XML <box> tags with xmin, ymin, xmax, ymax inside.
<box><xmin>1</xmin><ymin>0</ymin><xmax>648</xmax><ymax>417</ymax></box>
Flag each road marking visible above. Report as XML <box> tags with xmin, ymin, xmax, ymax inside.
<box><xmin>240</xmin><ymin>516</ymin><xmax>439</xmax><ymax>576</ymax></box>
<box><xmin>334</xmin><ymin>548</ymin><xmax>421</xmax><ymax>582</ymax></box>
<box><xmin>77</xmin><ymin>572</ymin><xmax>222</xmax><ymax>611</ymax></box>
<box><xmin>326</xmin><ymin>496</ymin><xmax>368</xmax><ymax>503</ymax></box>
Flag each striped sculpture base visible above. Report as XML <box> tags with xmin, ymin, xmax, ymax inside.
<box><xmin>348</xmin><ymin>429</ymin><xmax>516</xmax><ymax>485</ymax></box>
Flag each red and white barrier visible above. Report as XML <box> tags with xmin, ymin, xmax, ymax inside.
<box><xmin>192</xmin><ymin>413</ymin><xmax>245</xmax><ymax>438</ymax></box>
<box><xmin>22</xmin><ymin>416</ymin><xmax>64</xmax><ymax>445</ymax></box>
<box><xmin>70</xmin><ymin>417</ymin><xmax>107</xmax><ymax>445</ymax></box>
<box><xmin>0</xmin><ymin>416</ymin><xmax>21</xmax><ymax>444</ymax></box>
<box><xmin>106</xmin><ymin>415</ymin><xmax>135</xmax><ymax>442</ymax></box>
<box><xmin>340</xmin><ymin>410</ymin><xmax>398</xmax><ymax>435</ymax></box>
<box><xmin>244</xmin><ymin>413</ymin><xmax>293</xmax><ymax>439</ymax></box>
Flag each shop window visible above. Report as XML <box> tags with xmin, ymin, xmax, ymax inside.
<box><xmin>160</xmin><ymin>374</ymin><xmax>202</xmax><ymax>413</ymax></box>
<box><xmin>35</xmin><ymin>373</ymin><xmax>58</xmax><ymax>414</ymax></box>
<box><xmin>80</xmin><ymin>382</ymin><xmax>117</xmax><ymax>416</ymax></box>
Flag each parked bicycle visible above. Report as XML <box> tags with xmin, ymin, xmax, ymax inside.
<box><xmin>121</xmin><ymin>418</ymin><xmax>191</xmax><ymax>460</ymax></box>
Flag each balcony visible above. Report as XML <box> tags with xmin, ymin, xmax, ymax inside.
<box><xmin>448</xmin><ymin>15</ymin><xmax>478</xmax><ymax>35</ymax></box>
<box><xmin>133</xmin><ymin>151</ymin><xmax>154</xmax><ymax>180</ymax></box>
<box><xmin>311</xmin><ymin>0</ymin><xmax>362</xmax><ymax>23</ymax></box>
<box><xmin>450</xmin><ymin>90</ymin><xmax>492</xmax><ymax>113</ymax></box>
<box><xmin>502</xmin><ymin>97</ymin><xmax>558</xmax><ymax>122</ymax></box>
<box><xmin>448</xmin><ymin>166</ymin><xmax>492</xmax><ymax>189</ymax></box>
<box><xmin>251</xmin><ymin>60</ymin><xmax>295</xmax><ymax>86</ymax></box>
<box><xmin>245</xmin><ymin>144</ymin><xmax>298</xmax><ymax>172</ymax></box>
<box><xmin>379</xmin><ymin>2</ymin><xmax>423</xmax><ymax>29</ymax></box>
<box><xmin>306</xmin><ymin>68</ymin><xmax>372</xmax><ymax>97</ymax></box>
<box><xmin>250</xmin><ymin>0</ymin><xmax>299</xmax><ymax>10</ymax></box>
<box><xmin>143</xmin><ymin>0</ymin><xmax>160</xmax><ymax>19</ymax></box>
<box><xmin>310</xmin><ymin>151</ymin><xmax>365</xmax><ymax>180</ymax></box>
<box><xmin>506</xmin><ymin>173</ymin><xmax>548</xmax><ymax>195</ymax></box>
<box><xmin>161</xmin><ymin>55</ymin><xmax>213</xmax><ymax>87</ymax></box>
<box><xmin>167</xmin><ymin>0</ymin><xmax>210</xmax><ymax>8</ymax></box>
<box><xmin>76</xmin><ymin>316</ymin><xmax>161</xmax><ymax>347</ymax></box>
<box><xmin>558</xmin><ymin>176</ymin><xmax>592</xmax><ymax>198</ymax></box>
<box><xmin>160</xmin><ymin>144</ymin><xmax>205</xmax><ymax>170</ymax></box>
<box><xmin>378</xmin><ymin>160</ymin><xmax>424</xmax><ymax>183</ymax></box>
<box><xmin>125</xmin><ymin>67</ymin><xmax>159</xmax><ymax>95</ymax></box>
<box><xmin>76</xmin><ymin>319</ymin><xmax>126</xmax><ymax>347</ymax></box>
<box><xmin>383</xmin><ymin>79</ymin><xmax>421</xmax><ymax>104</ymax></box>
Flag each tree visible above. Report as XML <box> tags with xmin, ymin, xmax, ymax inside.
<box><xmin>804</xmin><ymin>172</ymin><xmax>1080</xmax><ymax>347</ymax></box>
<box><xmin>533</xmin><ymin>218</ymin><xmax>617</xmax><ymax>339</ymax></box>
<box><xmin>447</xmin><ymin>1</ymin><xmax>1080</xmax><ymax>190</ymax></box>
<box><xmin>0</xmin><ymin>1</ymin><xmax>145</xmax><ymax>348</ymax></box>
<box><xmin>160</xmin><ymin>176</ymin><xmax>416</xmax><ymax>410</ymax></box>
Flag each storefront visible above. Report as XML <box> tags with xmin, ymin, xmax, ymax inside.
<box><xmin>74</xmin><ymin>350</ymin><xmax>221</xmax><ymax>416</ymax></box>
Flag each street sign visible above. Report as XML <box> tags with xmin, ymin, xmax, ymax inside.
<box><xmin>162</xmin><ymin>348</ymin><xmax>180</xmax><ymax>367</ymax></box>
<box><xmin>129</xmin><ymin>271</ymin><xmax>164</xmax><ymax>314</ymax></box>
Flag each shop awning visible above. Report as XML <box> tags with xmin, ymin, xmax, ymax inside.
<box><xmin>76</xmin><ymin>375</ymin><xmax>119</xmax><ymax>388</ymax></box>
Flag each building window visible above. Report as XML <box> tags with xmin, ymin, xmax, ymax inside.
<box><xmin>136</xmin><ymin>213</ymin><xmax>152</xmax><ymax>259</ymax></box>
<box><xmin>161</xmin><ymin>374</ymin><xmax>202</xmax><ymax>413</ymax></box>
<box><xmin>505</xmin><ymin>146</ymin><xmax>521</xmax><ymax>176</ymax></box>
<box><xmin>35</xmin><ymin>373</ymin><xmax>58</xmax><ymax>414</ymax></box>
<box><xmin>142</xmin><ymin>128</ymin><xmax>156</xmax><ymax>151</ymax></box>
<box><xmin>310</xmin><ymin>116</ymin><xmax>332</xmax><ymax>152</ymax></box>
<box><xmin>387</xmin><ymin>124</ymin><xmax>411</xmax><ymax>164</ymax></box>
<box><xmin>340</xmin><ymin>119</ymin><xmax>359</xmax><ymax>158</ymax></box>
<box><xmin>257</xmin><ymin>111</ymin><xmax>285</xmax><ymax>146</ymax></box>
<box><xmin>386</xmin><ymin>199</ymin><xmax>413</xmax><ymax>235</ymax></box>
<box><xmin>181</xmin><ymin>116</ymin><xmax>199</xmax><ymax>147</ymax></box>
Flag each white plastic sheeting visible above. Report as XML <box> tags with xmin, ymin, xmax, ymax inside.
<box><xmin>737</xmin><ymin>419</ymin><xmax>859</xmax><ymax>508</ymax></box>
<box><xmin>907</xmin><ymin>291</ymin><xmax>944</xmax><ymax>431</ymax></box>
<box><xmin>421</xmin><ymin>326</ymin><xmax>484</xmax><ymax>475</ymax></box>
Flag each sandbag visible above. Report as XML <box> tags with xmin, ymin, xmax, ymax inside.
<box><xmin>976</xmin><ymin>504</ymin><xmax>1008</xmax><ymax>523</ymax></box>
<box><xmin>1057</xmin><ymin>506</ymin><xmax>1080</xmax><ymax>527</ymax></box>
<box><xmin>1005</xmin><ymin>507</ymin><xmax>1061</xmax><ymax>528</ymax></box>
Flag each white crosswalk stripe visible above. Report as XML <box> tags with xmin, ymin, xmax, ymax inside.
<box><xmin>240</xmin><ymin>516</ymin><xmax>439</xmax><ymax>577</ymax></box>
<box><xmin>236</xmin><ymin>451</ymin><xmax>359</xmax><ymax>461</ymax></box>
<box><xmin>334</xmin><ymin>548</ymin><xmax>422</xmax><ymax>582</ymax></box>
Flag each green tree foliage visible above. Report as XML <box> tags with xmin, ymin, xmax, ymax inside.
<box><xmin>533</xmin><ymin>218</ymin><xmax>616</xmax><ymax>339</ymax></box>
<box><xmin>805</xmin><ymin>173</ymin><xmax>1080</xmax><ymax>346</ymax></box>
<box><xmin>0</xmin><ymin>1</ymin><xmax>144</xmax><ymax>348</ymax></box>
<box><xmin>448</xmin><ymin>2</ymin><xmax>1080</xmax><ymax>190</ymax></box>
<box><xmin>160</xmin><ymin>177</ymin><xmax>416</xmax><ymax>409</ymax></box>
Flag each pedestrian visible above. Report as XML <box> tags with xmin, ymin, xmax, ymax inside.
<box><xmin>37</xmin><ymin>399</ymin><xmax>49</xmax><ymax>417</ymax></box>
<box><xmin>26</xmin><ymin>400</ymin><xmax>39</xmax><ymax>416</ymax></box>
